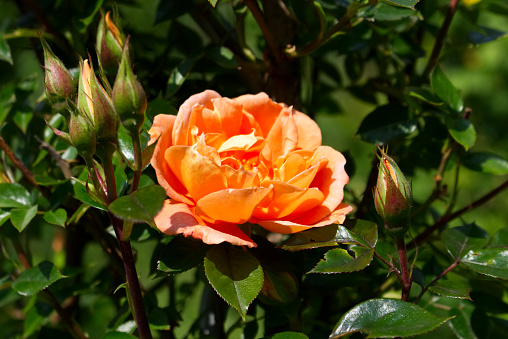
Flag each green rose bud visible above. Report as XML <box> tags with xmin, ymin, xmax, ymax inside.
<box><xmin>374</xmin><ymin>148</ymin><xmax>412</xmax><ymax>238</ymax></box>
<box><xmin>68</xmin><ymin>108</ymin><xmax>97</xmax><ymax>161</ymax></box>
<box><xmin>113</xmin><ymin>39</ymin><xmax>147</xmax><ymax>132</ymax></box>
<box><xmin>40</xmin><ymin>34</ymin><xmax>75</xmax><ymax>110</ymax></box>
<box><xmin>96</xmin><ymin>11</ymin><xmax>125</xmax><ymax>71</ymax></box>
<box><xmin>77</xmin><ymin>59</ymin><xmax>119</xmax><ymax>145</ymax></box>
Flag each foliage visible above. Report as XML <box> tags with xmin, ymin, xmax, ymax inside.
<box><xmin>1</xmin><ymin>0</ymin><xmax>508</xmax><ymax>338</ymax></box>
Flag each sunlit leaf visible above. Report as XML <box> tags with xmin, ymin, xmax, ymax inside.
<box><xmin>461</xmin><ymin>248</ymin><xmax>508</xmax><ymax>279</ymax></box>
<box><xmin>262</xmin><ymin>332</ymin><xmax>309</xmax><ymax>339</ymax></box>
<box><xmin>442</xmin><ymin>223</ymin><xmax>489</xmax><ymax>260</ymax></box>
<box><xmin>204</xmin><ymin>244</ymin><xmax>263</xmax><ymax>320</ymax></box>
<box><xmin>109</xmin><ymin>185</ymin><xmax>166</xmax><ymax>227</ymax></box>
<box><xmin>462</xmin><ymin>152</ymin><xmax>508</xmax><ymax>175</ymax></box>
<box><xmin>428</xmin><ymin>280</ymin><xmax>471</xmax><ymax>299</ymax></box>
<box><xmin>310</xmin><ymin>246</ymin><xmax>374</xmax><ymax>274</ymax></box>
<box><xmin>43</xmin><ymin>209</ymin><xmax>67</xmax><ymax>228</ymax></box>
<box><xmin>446</xmin><ymin>116</ymin><xmax>476</xmax><ymax>150</ymax></box>
<box><xmin>330</xmin><ymin>298</ymin><xmax>451</xmax><ymax>338</ymax></box>
<box><xmin>0</xmin><ymin>183</ymin><xmax>31</xmax><ymax>208</ymax></box>
<box><xmin>12</xmin><ymin>261</ymin><xmax>66</xmax><ymax>296</ymax></box>
<box><xmin>431</xmin><ymin>66</ymin><xmax>464</xmax><ymax>113</ymax></box>
<box><xmin>166</xmin><ymin>57</ymin><xmax>198</xmax><ymax>98</ymax></box>
<box><xmin>407</xmin><ymin>87</ymin><xmax>444</xmax><ymax>105</ymax></box>
<box><xmin>380</xmin><ymin>0</ymin><xmax>420</xmax><ymax>10</ymax></box>
<box><xmin>0</xmin><ymin>32</ymin><xmax>13</xmax><ymax>65</ymax></box>
<box><xmin>11</xmin><ymin>205</ymin><xmax>38</xmax><ymax>232</ymax></box>
<box><xmin>490</xmin><ymin>229</ymin><xmax>508</xmax><ymax>248</ymax></box>
<box><xmin>336</xmin><ymin>219</ymin><xmax>378</xmax><ymax>249</ymax></box>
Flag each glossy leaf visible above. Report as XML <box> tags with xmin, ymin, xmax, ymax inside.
<box><xmin>448</xmin><ymin>303</ymin><xmax>491</xmax><ymax>339</ymax></box>
<box><xmin>12</xmin><ymin>261</ymin><xmax>65</xmax><ymax>296</ymax></box>
<box><xmin>490</xmin><ymin>229</ymin><xmax>508</xmax><ymax>248</ymax></box>
<box><xmin>0</xmin><ymin>32</ymin><xmax>13</xmax><ymax>65</ymax></box>
<box><xmin>428</xmin><ymin>280</ymin><xmax>471</xmax><ymax>299</ymax></box>
<box><xmin>72</xmin><ymin>170</ymin><xmax>108</xmax><ymax>211</ymax></box>
<box><xmin>0</xmin><ymin>183</ymin><xmax>31</xmax><ymax>208</ymax></box>
<box><xmin>461</xmin><ymin>248</ymin><xmax>508</xmax><ymax>279</ymax></box>
<box><xmin>33</xmin><ymin>175</ymin><xmax>68</xmax><ymax>186</ymax></box>
<box><xmin>335</xmin><ymin>219</ymin><xmax>378</xmax><ymax>248</ymax></box>
<box><xmin>431</xmin><ymin>66</ymin><xmax>464</xmax><ymax>113</ymax></box>
<box><xmin>356</xmin><ymin>104</ymin><xmax>417</xmax><ymax>145</ymax></box>
<box><xmin>330</xmin><ymin>298</ymin><xmax>451</xmax><ymax>338</ymax></box>
<box><xmin>208</xmin><ymin>0</ymin><xmax>218</xmax><ymax>7</ymax></box>
<box><xmin>0</xmin><ymin>209</ymin><xmax>10</xmax><ymax>227</ymax></box>
<box><xmin>462</xmin><ymin>152</ymin><xmax>508</xmax><ymax>175</ymax></box>
<box><xmin>204</xmin><ymin>244</ymin><xmax>263</xmax><ymax>320</ymax></box>
<box><xmin>442</xmin><ymin>223</ymin><xmax>489</xmax><ymax>260</ymax></box>
<box><xmin>208</xmin><ymin>47</ymin><xmax>237</xmax><ymax>68</ymax></box>
<box><xmin>280</xmin><ymin>224</ymin><xmax>339</xmax><ymax>251</ymax></box>
<box><xmin>157</xmin><ymin>236</ymin><xmax>211</xmax><ymax>275</ymax></box>
<box><xmin>11</xmin><ymin>205</ymin><xmax>38</xmax><ymax>232</ymax></box>
<box><xmin>109</xmin><ymin>185</ymin><xmax>166</xmax><ymax>227</ymax></box>
<box><xmin>380</xmin><ymin>0</ymin><xmax>420</xmax><ymax>10</ymax></box>
<box><xmin>43</xmin><ymin>209</ymin><xmax>67</xmax><ymax>227</ymax></box>
<box><xmin>446</xmin><ymin>117</ymin><xmax>476</xmax><ymax>150</ymax></box>
<box><xmin>407</xmin><ymin>87</ymin><xmax>443</xmax><ymax>105</ymax></box>
<box><xmin>166</xmin><ymin>57</ymin><xmax>198</xmax><ymax>98</ymax></box>
<box><xmin>310</xmin><ymin>246</ymin><xmax>374</xmax><ymax>274</ymax></box>
<box><xmin>23</xmin><ymin>302</ymin><xmax>53</xmax><ymax>338</ymax></box>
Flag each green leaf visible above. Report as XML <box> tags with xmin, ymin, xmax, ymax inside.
<box><xmin>208</xmin><ymin>0</ymin><xmax>219</xmax><ymax>7</ymax></box>
<box><xmin>12</xmin><ymin>261</ymin><xmax>66</xmax><ymax>296</ymax></box>
<box><xmin>166</xmin><ymin>57</ymin><xmax>198</xmax><ymax>98</ymax></box>
<box><xmin>330</xmin><ymin>298</ymin><xmax>452</xmax><ymax>338</ymax></box>
<box><xmin>23</xmin><ymin>302</ymin><xmax>53</xmax><ymax>338</ymax></box>
<box><xmin>43</xmin><ymin>209</ymin><xmax>67</xmax><ymax>227</ymax></box>
<box><xmin>336</xmin><ymin>219</ymin><xmax>378</xmax><ymax>249</ymax></box>
<box><xmin>280</xmin><ymin>223</ymin><xmax>340</xmax><ymax>251</ymax></box>
<box><xmin>445</xmin><ymin>116</ymin><xmax>476</xmax><ymax>151</ymax></box>
<box><xmin>407</xmin><ymin>87</ymin><xmax>444</xmax><ymax>105</ymax></box>
<box><xmin>33</xmin><ymin>175</ymin><xmax>68</xmax><ymax>186</ymax></box>
<box><xmin>157</xmin><ymin>236</ymin><xmax>211</xmax><ymax>275</ymax></box>
<box><xmin>0</xmin><ymin>31</ymin><xmax>13</xmax><ymax>65</ymax></box>
<box><xmin>448</xmin><ymin>303</ymin><xmax>489</xmax><ymax>339</ymax></box>
<box><xmin>114</xmin><ymin>165</ymin><xmax>128</xmax><ymax>197</ymax></box>
<box><xmin>103</xmin><ymin>332</ymin><xmax>137</xmax><ymax>339</ymax></box>
<box><xmin>310</xmin><ymin>246</ymin><xmax>374</xmax><ymax>274</ymax></box>
<box><xmin>0</xmin><ymin>183</ymin><xmax>31</xmax><ymax>208</ymax></box>
<box><xmin>11</xmin><ymin>205</ymin><xmax>38</xmax><ymax>232</ymax></box>
<box><xmin>109</xmin><ymin>185</ymin><xmax>166</xmax><ymax>226</ymax></box>
<box><xmin>428</xmin><ymin>280</ymin><xmax>471</xmax><ymax>299</ymax></box>
<box><xmin>442</xmin><ymin>223</ymin><xmax>489</xmax><ymax>260</ymax></box>
<box><xmin>356</xmin><ymin>104</ymin><xmax>417</xmax><ymax>145</ymax></box>
<box><xmin>469</xmin><ymin>26</ymin><xmax>508</xmax><ymax>45</ymax></box>
<box><xmin>372</xmin><ymin>4</ymin><xmax>417</xmax><ymax>20</ymax></box>
<box><xmin>77</xmin><ymin>0</ymin><xmax>104</xmax><ymax>33</ymax></box>
<box><xmin>72</xmin><ymin>176</ymin><xmax>108</xmax><ymax>211</ymax></box>
<box><xmin>431</xmin><ymin>66</ymin><xmax>464</xmax><ymax>113</ymax></box>
<box><xmin>204</xmin><ymin>244</ymin><xmax>263</xmax><ymax>320</ymax></box>
<box><xmin>0</xmin><ymin>209</ymin><xmax>10</xmax><ymax>227</ymax></box>
<box><xmin>462</xmin><ymin>152</ymin><xmax>508</xmax><ymax>175</ymax></box>
<box><xmin>13</xmin><ymin>106</ymin><xmax>33</xmax><ymax>134</ymax></box>
<box><xmin>208</xmin><ymin>47</ymin><xmax>238</xmax><ymax>68</ymax></box>
<box><xmin>461</xmin><ymin>248</ymin><xmax>508</xmax><ymax>279</ymax></box>
<box><xmin>380</xmin><ymin>0</ymin><xmax>420</xmax><ymax>10</ymax></box>
<box><xmin>490</xmin><ymin>229</ymin><xmax>508</xmax><ymax>248</ymax></box>
<box><xmin>262</xmin><ymin>332</ymin><xmax>309</xmax><ymax>339</ymax></box>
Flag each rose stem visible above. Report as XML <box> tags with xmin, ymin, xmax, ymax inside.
<box><xmin>396</xmin><ymin>237</ymin><xmax>412</xmax><ymax>301</ymax></box>
<box><xmin>130</xmin><ymin>129</ymin><xmax>142</xmax><ymax>193</ymax></box>
<box><xmin>414</xmin><ymin>261</ymin><xmax>459</xmax><ymax>304</ymax></box>
<box><xmin>102</xmin><ymin>153</ymin><xmax>152</xmax><ymax>339</ymax></box>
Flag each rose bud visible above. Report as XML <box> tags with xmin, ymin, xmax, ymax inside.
<box><xmin>40</xmin><ymin>35</ymin><xmax>75</xmax><ymax>110</ymax></box>
<box><xmin>112</xmin><ymin>39</ymin><xmax>146</xmax><ymax>132</ymax></box>
<box><xmin>374</xmin><ymin>148</ymin><xmax>412</xmax><ymax>238</ymax></box>
<box><xmin>68</xmin><ymin>108</ymin><xmax>97</xmax><ymax>161</ymax></box>
<box><xmin>77</xmin><ymin>59</ymin><xmax>119</xmax><ymax>145</ymax></box>
<box><xmin>96</xmin><ymin>11</ymin><xmax>124</xmax><ymax>71</ymax></box>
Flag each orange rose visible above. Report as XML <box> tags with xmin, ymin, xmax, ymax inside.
<box><xmin>150</xmin><ymin>90</ymin><xmax>352</xmax><ymax>247</ymax></box>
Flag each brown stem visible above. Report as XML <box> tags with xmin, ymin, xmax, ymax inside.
<box><xmin>34</xmin><ymin>135</ymin><xmax>72</xmax><ymax>179</ymax></box>
<box><xmin>414</xmin><ymin>261</ymin><xmax>459</xmax><ymax>304</ymax></box>
<box><xmin>244</xmin><ymin>0</ymin><xmax>282</xmax><ymax>62</ymax></box>
<box><xmin>0</xmin><ymin>136</ymin><xmax>48</xmax><ymax>197</ymax></box>
<box><xmin>422</xmin><ymin>0</ymin><xmax>461</xmax><ymax>79</ymax></box>
<box><xmin>374</xmin><ymin>251</ymin><xmax>403</xmax><ymax>282</ymax></box>
<box><xmin>396</xmin><ymin>238</ymin><xmax>412</xmax><ymax>301</ymax></box>
<box><xmin>410</xmin><ymin>178</ymin><xmax>508</xmax><ymax>249</ymax></box>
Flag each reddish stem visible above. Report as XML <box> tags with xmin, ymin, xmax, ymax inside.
<box><xmin>397</xmin><ymin>238</ymin><xmax>412</xmax><ymax>301</ymax></box>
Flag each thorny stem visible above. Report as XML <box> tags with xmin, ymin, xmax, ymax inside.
<box><xmin>12</xmin><ymin>238</ymin><xmax>88</xmax><ymax>339</ymax></box>
<box><xmin>101</xmin><ymin>153</ymin><xmax>152</xmax><ymax>339</ymax></box>
<box><xmin>414</xmin><ymin>261</ymin><xmax>459</xmax><ymax>304</ymax></box>
<box><xmin>130</xmin><ymin>129</ymin><xmax>142</xmax><ymax>194</ymax></box>
<box><xmin>422</xmin><ymin>0</ymin><xmax>461</xmax><ymax>78</ymax></box>
<box><xmin>396</xmin><ymin>237</ymin><xmax>412</xmax><ymax>301</ymax></box>
<box><xmin>410</xmin><ymin>178</ymin><xmax>508</xmax><ymax>249</ymax></box>
<box><xmin>374</xmin><ymin>251</ymin><xmax>403</xmax><ymax>282</ymax></box>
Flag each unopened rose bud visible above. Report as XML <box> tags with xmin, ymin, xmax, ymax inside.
<box><xmin>97</xmin><ymin>11</ymin><xmax>124</xmax><ymax>71</ymax></box>
<box><xmin>113</xmin><ymin>39</ymin><xmax>146</xmax><ymax>132</ymax></box>
<box><xmin>77</xmin><ymin>59</ymin><xmax>119</xmax><ymax>144</ymax></box>
<box><xmin>374</xmin><ymin>149</ymin><xmax>412</xmax><ymax>238</ymax></box>
<box><xmin>69</xmin><ymin>108</ymin><xmax>97</xmax><ymax>160</ymax></box>
<box><xmin>40</xmin><ymin>35</ymin><xmax>75</xmax><ymax>106</ymax></box>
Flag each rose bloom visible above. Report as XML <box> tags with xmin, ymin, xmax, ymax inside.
<box><xmin>149</xmin><ymin>90</ymin><xmax>352</xmax><ymax>248</ymax></box>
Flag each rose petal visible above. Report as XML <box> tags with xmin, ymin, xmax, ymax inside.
<box><xmin>165</xmin><ymin>145</ymin><xmax>227</xmax><ymax>202</ymax></box>
<box><xmin>217</xmin><ymin>129</ymin><xmax>263</xmax><ymax>153</ymax></box>
<box><xmin>293</xmin><ymin>110</ymin><xmax>322</xmax><ymax>150</ymax></box>
<box><xmin>291</xmin><ymin>146</ymin><xmax>349</xmax><ymax>225</ymax></box>
<box><xmin>210</xmin><ymin>97</ymin><xmax>244</xmax><ymax>138</ymax></box>
<box><xmin>261</xmin><ymin>107</ymin><xmax>298</xmax><ymax>165</ymax></box>
<box><xmin>286</xmin><ymin>157</ymin><xmax>327</xmax><ymax>189</ymax></box>
<box><xmin>173</xmin><ymin>90</ymin><xmax>221</xmax><ymax>145</ymax></box>
<box><xmin>223</xmin><ymin>165</ymin><xmax>259</xmax><ymax>189</ymax></box>
<box><xmin>196</xmin><ymin>134</ymin><xmax>221</xmax><ymax>166</ymax></box>
<box><xmin>155</xmin><ymin>200</ymin><xmax>256</xmax><ymax>247</ymax></box>
<box><xmin>150</xmin><ymin>114</ymin><xmax>194</xmax><ymax>205</ymax></box>
<box><xmin>253</xmin><ymin>180</ymin><xmax>324</xmax><ymax>220</ymax></box>
<box><xmin>196</xmin><ymin>187</ymin><xmax>272</xmax><ymax>224</ymax></box>
<box><xmin>255</xmin><ymin>203</ymin><xmax>353</xmax><ymax>234</ymax></box>
<box><xmin>235</xmin><ymin>92</ymin><xmax>284</xmax><ymax>137</ymax></box>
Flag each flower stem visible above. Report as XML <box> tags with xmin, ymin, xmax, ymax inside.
<box><xmin>396</xmin><ymin>237</ymin><xmax>412</xmax><ymax>301</ymax></box>
<box><xmin>101</xmin><ymin>151</ymin><xmax>152</xmax><ymax>339</ymax></box>
<box><xmin>414</xmin><ymin>261</ymin><xmax>459</xmax><ymax>304</ymax></box>
<box><xmin>130</xmin><ymin>129</ymin><xmax>142</xmax><ymax>193</ymax></box>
